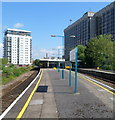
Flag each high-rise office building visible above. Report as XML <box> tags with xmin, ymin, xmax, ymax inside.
<box><xmin>4</xmin><ymin>28</ymin><xmax>32</xmax><ymax>65</ymax></box>
<box><xmin>64</xmin><ymin>12</ymin><xmax>95</xmax><ymax>60</ymax></box>
<box><xmin>92</xmin><ymin>2</ymin><xmax>115</xmax><ymax>39</ymax></box>
<box><xmin>64</xmin><ymin>1</ymin><xmax>115</xmax><ymax>61</ymax></box>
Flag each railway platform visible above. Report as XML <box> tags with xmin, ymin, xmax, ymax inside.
<box><xmin>2</xmin><ymin>69</ymin><xmax>114</xmax><ymax>119</ymax></box>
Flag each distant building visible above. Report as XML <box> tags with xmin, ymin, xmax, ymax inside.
<box><xmin>64</xmin><ymin>12</ymin><xmax>95</xmax><ymax>60</ymax></box>
<box><xmin>64</xmin><ymin>1</ymin><xmax>115</xmax><ymax>61</ymax></box>
<box><xmin>92</xmin><ymin>2</ymin><xmax>115</xmax><ymax>39</ymax></box>
<box><xmin>4</xmin><ymin>28</ymin><xmax>32</xmax><ymax>65</ymax></box>
<box><xmin>39</xmin><ymin>58</ymin><xmax>65</xmax><ymax>68</ymax></box>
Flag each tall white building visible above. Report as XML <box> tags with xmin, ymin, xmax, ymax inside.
<box><xmin>4</xmin><ymin>28</ymin><xmax>32</xmax><ymax>65</ymax></box>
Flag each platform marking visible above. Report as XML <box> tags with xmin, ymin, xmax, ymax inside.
<box><xmin>97</xmin><ymin>89</ymin><xmax>106</xmax><ymax>92</ymax></box>
<box><xmin>79</xmin><ymin>73</ymin><xmax>115</xmax><ymax>91</ymax></box>
<box><xmin>65</xmin><ymin>69</ymin><xmax>115</xmax><ymax>92</ymax></box>
<box><xmin>29</xmin><ymin>99</ymin><xmax>43</xmax><ymax>105</ymax></box>
<box><xmin>16</xmin><ymin>70</ymin><xmax>43</xmax><ymax>120</ymax></box>
<box><xmin>74</xmin><ymin>93</ymin><xmax>80</xmax><ymax>95</ymax></box>
<box><xmin>110</xmin><ymin>97</ymin><xmax>115</xmax><ymax>101</ymax></box>
<box><xmin>0</xmin><ymin>70</ymin><xmax>42</xmax><ymax>120</ymax></box>
<box><xmin>79</xmin><ymin>74</ymin><xmax>115</xmax><ymax>95</ymax></box>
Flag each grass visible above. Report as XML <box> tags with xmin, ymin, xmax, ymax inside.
<box><xmin>2</xmin><ymin>65</ymin><xmax>34</xmax><ymax>85</ymax></box>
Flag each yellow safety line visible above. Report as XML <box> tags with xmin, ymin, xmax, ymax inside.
<box><xmin>79</xmin><ymin>74</ymin><xmax>115</xmax><ymax>95</ymax></box>
<box><xmin>16</xmin><ymin>70</ymin><xmax>43</xmax><ymax>120</ymax></box>
<box><xmin>65</xmin><ymin>69</ymin><xmax>114</xmax><ymax>95</ymax></box>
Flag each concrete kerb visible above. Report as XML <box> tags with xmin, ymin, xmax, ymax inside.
<box><xmin>0</xmin><ymin>69</ymin><xmax>42</xmax><ymax>120</ymax></box>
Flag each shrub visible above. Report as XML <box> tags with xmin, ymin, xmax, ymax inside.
<box><xmin>2</xmin><ymin>66</ymin><xmax>33</xmax><ymax>84</ymax></box>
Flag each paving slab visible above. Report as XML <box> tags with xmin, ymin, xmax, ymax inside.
<box><xmin>48</xmin><ymin>69</ymin><xmax>114</xmax><ymax>118</ymax></box>
<box><xmin>23</xmin><ymin>69</ymin><xmax>114</xmax><ymax>118</ymax></box>
<box><xmin>2</xmin><ymin>69</ymin><xmax>114</xmax><ymax>119</ymax></box>
<box><xmin>22</xmin><ymin>69</ymin><xmax>58</xmax><ymax>118</ymax></box>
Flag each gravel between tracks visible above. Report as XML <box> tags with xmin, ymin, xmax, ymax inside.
<box><xmin>1</xmin><ymin>68</ymin><xmax>39</xmax><ymax>113</ymax></box>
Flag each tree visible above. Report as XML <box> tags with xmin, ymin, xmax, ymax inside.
<box><xmin>2</xmin><ymin>58</ymin><xmax>8</xmax><ymax>65</ymax></box>
<box><xmin>85</xmin><ymin>34</ymin><xmax>113</xmax><ymax>69</ymax></box>
<box><xmin>76</xmin><ymin>45</ymin><xmax>86</xmax><ymax>67</ymax></box>
<box><xmin>34</xmin><ymin>59</ymin><xmax>40</xmax><ymax>66</ymax></box>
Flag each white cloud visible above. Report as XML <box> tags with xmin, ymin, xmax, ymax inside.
<box><xmin>13</xmin><ymin>23</ymin><xmax>24</xmax><ymax>28</ymax></box>
<box><xmin>0</xmin><ymin>43</ymin><xmax>3</xmax><ymax>48</ymax></box>
<box><xmin>57</xmin><ymin>46</ymin><xmax>63</xmax><ymax>49</ymax></box>
<box><xmin>39</xmin><ymin>48</ymin><xmax>55</xmax><ymax>56</ymax></box>
<box><xmin>39</xmin><ymin>49</ymin><xmax>48</xmax><ymax>53</ymax></box>
<box><xmin>0</xmin><ymin>43</ymin><xmax>3</xmax><ymax>58</ymax></box>
<box><xmin>32</xmin><ymin>46</ymin><xmax>63</xmax><ymax>60</ymax></box>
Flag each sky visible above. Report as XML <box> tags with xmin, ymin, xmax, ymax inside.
<box><xmin>1</xmin><ymin>2</ymin><xmax>111</xmax><ymax>59</ymax></box>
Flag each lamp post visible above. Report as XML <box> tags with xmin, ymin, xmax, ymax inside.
<box><xmin>51</xmin><ymin>35</ymin><xmax>65</xmax><ymax>79</ymax></box>
<box><xmin>58</xmin><ymin>48</ymin><xmax>60</xmax><ymax>72</ymax></box>
<box><xmin>51</xmin><ymin>35</ymin><xmax>76</xmax><ymax>79</ymax></box>
<box><xmin>52</xmin><ymin>48</ymin><xmax>61</xmax><ymax>72</ymax></box>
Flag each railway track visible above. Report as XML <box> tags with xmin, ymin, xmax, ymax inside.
<box><xmin>2</xmin><ymin>67</ymin><xmax>40</xmax><ymax>112</ymax></box>
<box><xmin>66</xmin><ymin>68</ymin><xmax>115</xmax><ymax>90</ymax></box>
<box><xmin>78</xmin><ymin>68</ymin><xmax>115</xmax><ymax>84</ymax></box>
<box><xmin>76</xmin><ymin>71</ymin><xmax>115</xmax><ymax>92</ymax></box>
<box><xmin>77</xmin><ymin>71</ymin><xmax>115</xmax><ymax>85</ymax></box>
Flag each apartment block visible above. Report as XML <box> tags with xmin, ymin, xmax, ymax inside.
<box><xmin>4</xmin><ymin>28</ymin><xmax>32</xmax><ymax>65</ymax></box>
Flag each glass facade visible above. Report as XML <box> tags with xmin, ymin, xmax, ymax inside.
<box><xmin>64</xmin><ymin>2</ymin><xmax>115</xmax><ymax>61</ymax></box>
<box><xmin>95</xmin><ymin>3</ymin><xmax>115</xmax><ymax>39</ymax></box>
<box><xmin>64</xmin><ymin>12</ymin><xmax>94</xmax><ymax>60</ymax></box>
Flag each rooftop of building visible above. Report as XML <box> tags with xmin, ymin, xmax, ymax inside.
<box><xmin>6</xmin><ymin>28</ymin><xmax>31</xmax><ymax>33</ymax></box>
<box><xmin>94</xmin><ymin>1</ymin><xmax>115</xmax><ymax>17</ymax></box>
<box><xmin>64</xmin><ymin>1</ymin><xmax>114</xmax><ymax>32</ymax></box>
<box><xmin>39</xmin><ymin>58</ymin><xmax>65</xmax><ymax>62</ymax></box>
<box><xmin>64</xmin><ymin>11</ymin><xmax>95</xmax><ymax>32</ymax></box>
<box><xmin>5</xmin><ymin>28</ymin><xmax>32</xmax><ymax>36</ymax></box>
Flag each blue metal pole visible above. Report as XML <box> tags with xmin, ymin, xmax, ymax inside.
<box><xmin>69</xmin><ymin>62</ymin><xmax>72</xmax><ymax>86</ymax></box>
<box><xmin>58</xmin><ymin>62</ymin><xmax>60</xmax><ymax>72</ymax></box>
<box><xmin>74</xmin><ymin>48</ymin><xmax>78</xmax><ymax>93</ymax></box>
<box><xmin>62</xmin><ymin>36</ymin><xmax>64</xmax><ymax>79</ymax></box>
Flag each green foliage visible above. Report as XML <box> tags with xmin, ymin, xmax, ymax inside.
<box><xmin>0</xmin><ymin>58</ymin><xmax>8</xmax><ymax>70</ymax></box>
<box><xmin>2</xmin><ymin>58</ymin><xmax>8</xmax><ymax>65</ymax></box>
<box><xmin>85</xmin><ymin>34</ymin><xmax>113</xmax><ymax>69</ymax></box>
<box><xmin>76</xmin><ymin>45</ymin><xmax>86</xmax><ymax>67</ymax></box>
<box><xmin>9</xmin><ymin>64</ymin><xmax>15</xmax><ymax>67</ymax></box>
<box><xmin>34</xmin><ymin>59</ymin><xmax>40</xmax><ymax>66</ymax></box>
<box><xmin>2</xmin><ymin>65</ymin><xmax>32</xmax><ymax>84</ymax></box>
<box><xmin>2</xmin><ymin>76</ymin><xmax>14</xmax><ymax>85</ymax></box>
<box><xmin>33</xmin><ymin>59</ymin><xmax>42</xmax><ymax>67</ymax></box>
<box><xmin>39</xmin><ymin>63</ymin><xmax>43</xmax><ymax>67</ymax></box>
<box><xmin>113</xmin><ymin>41</ymin><xmax>115</xmax><ymax>70</ymax></box>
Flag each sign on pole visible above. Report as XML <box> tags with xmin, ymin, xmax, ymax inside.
<box><xmin>70</xmin><ymin>48</ymin><xmax>76</xmax><ymax>62</ymax></box>
<box><xmin>69</xmin><ymin>62</ymin><xmax>72</xmax><ymax>86</ymax></box>
<box><xmin>70</xmin><ymin>48</ymin><xmax>78</xmax><ymax>93</ymax></box>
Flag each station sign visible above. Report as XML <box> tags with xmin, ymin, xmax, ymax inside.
<box><xmin>70</xmin><ymin>48</ymin><xmax>76</xmax><ymax>62</ymax></box>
